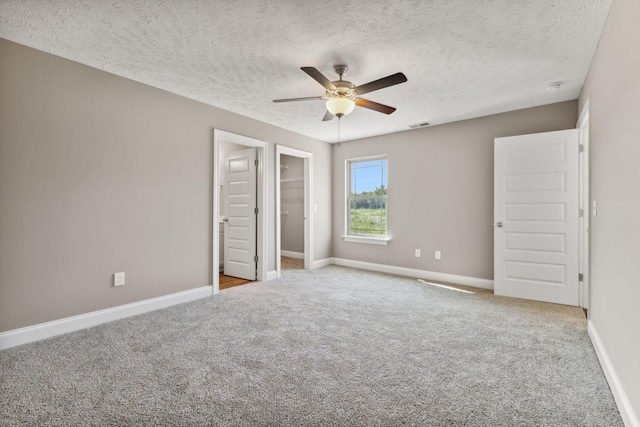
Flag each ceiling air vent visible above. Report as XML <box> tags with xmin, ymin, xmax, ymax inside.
<box><xmin>409</xmin><ymin>122</ymin><xmax>431</xmax><ymax>129</ymax></box>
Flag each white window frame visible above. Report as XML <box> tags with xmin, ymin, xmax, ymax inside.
<box><xmin>342</xmin><ymin>155</ymin><xmax>391</xmax><ymax>245</ymax></box>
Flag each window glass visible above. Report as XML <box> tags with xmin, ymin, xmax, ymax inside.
<box><xmin>347</xmin><ymin>158</ymin><xmax>387</xmax><ymax>236</ymax></box>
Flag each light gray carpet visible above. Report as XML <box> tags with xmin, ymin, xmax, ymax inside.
<box><xmin>0</xmin><ymin>266</ymin><xmax>622</xmax><ymax>426</ymax></box>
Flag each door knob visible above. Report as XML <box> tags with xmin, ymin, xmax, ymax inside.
<box><xmin>494</xmin><ymin>221</ymin><xmax>503</xmax><ymax>228</ymax></box>
<box><xmin>223</xmin><ymin>218</ymin><xmax>228</xmax><ymax>222</ymax></box>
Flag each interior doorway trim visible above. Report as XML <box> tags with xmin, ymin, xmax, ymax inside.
<box><xmin>276</xmin><ymin>144</ymin><xmax>314</xmax><ymax>277</ymax></box>
<box><xmin>212</xmin><ymin>129</ymin><xmax>268</xmax><ymax>294</ymax></box>
<box><xmin>577</xmin><ymin>99</ymin><xmax>590</xmax><ymax>312</ymax></box>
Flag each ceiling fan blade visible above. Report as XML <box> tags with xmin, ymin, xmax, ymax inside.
<box><xmin>355</xmin><ymin>98</ymin><xmax>397</xmax><ymax>114</ymax></box>
<box><xmin>353</xmin><ymin>72</ymin><xmax>407</xmax><ymax>95</ymax></box>
<box><xmin>301</xmin><ymin>67</ymin><xmax>336</xmax><ymax>90</ymax></box>
<box><xmin>272</xmin><ymin>96</ymin><xmax>325</xmax><ymax>103</ymax></box>
<box><xmin>322</xmin><ymin>111</ymin><xmax>334</xmax><ymax>121</ymax></box>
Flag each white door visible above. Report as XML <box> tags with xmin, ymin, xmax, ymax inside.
<box><xmin>224</xmin><ymin>148</ymin><xmax>257</xmax><ymax>280</ymax></box>
<box><xmin>494</xmin><ymin>129</ymin><xmax>579</xmax><ymax>305</ymax></box>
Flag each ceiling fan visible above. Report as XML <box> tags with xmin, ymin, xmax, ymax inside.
<box><xmin>273</xmin><ymin>65</ymin><xmax>407</xmax><ymax>121</ymax></box>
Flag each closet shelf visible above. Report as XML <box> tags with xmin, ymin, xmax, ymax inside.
<box><xmin>280</xmin><ymin>177</ymin><xmax>303</xmax><ymax>183</ymax></box>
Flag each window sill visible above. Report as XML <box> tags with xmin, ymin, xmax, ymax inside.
<box><xmin>342</xmin><ymin>235</ymin><xmax>391</xmax><ymax>245</ymax></box>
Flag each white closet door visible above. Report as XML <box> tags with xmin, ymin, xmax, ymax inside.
<box><xmin>494</xmin><ymin>129</ymin><xmax>579</xmax><ymax>305</ymax></box>
<box><xmin>223</xmin><ymin>148</ymin><xmax>257</xmax><ymax>281</ymax></box>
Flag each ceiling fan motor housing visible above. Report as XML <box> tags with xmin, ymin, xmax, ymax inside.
<box><xmin>328</xmin><ymin>80</ymin><xmax>356</xmax><ymax>99</ymax></box>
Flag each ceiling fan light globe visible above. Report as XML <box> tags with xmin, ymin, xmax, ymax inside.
<box><xmin>326</xmin><ymin>98</ymin><xmax>355</xmax><ymax>117</ymax></box>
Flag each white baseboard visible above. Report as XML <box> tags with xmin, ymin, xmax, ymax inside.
<box><xmin>281</xmin><ymin>250</ymin><xmax>304</xmax><ymax>259</ymax></box>
<box><xmin>266</xmin><ymin>270</ymin><xmax>278</xmax><ymax>281</ymax></box>
<box><xmin>588</xmin><ymin>321</ymin><xmax>639</xmax><ymax>427</ymax></box>
<box><xmin>329</xmin><ymin>257</ymin><xmax>494</xmax><ymax>290</ymax></box>
<box><xmin>0</xmin><ymin>286</ymin><xmax>213</xmax><ymax>351</ymax></box>
<box><xmin>312</xmin><ymin>258</ymin><xmax>333</xmax><ymax>269</ymax></box>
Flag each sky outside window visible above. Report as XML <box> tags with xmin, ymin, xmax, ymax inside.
<box><xmin>351</xmin><ymin>160</ymin><xmax>387</xmax><ymax>195</ymax></box>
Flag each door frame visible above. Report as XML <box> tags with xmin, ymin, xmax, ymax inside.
<box><xmin>213</xmin><ymin>129</ymin><xmax>268</xmax><ymax>293</ymax></box>
<box><xmin>577</xmin><ymin>99</ymin><xmax>591</xmax><ymax>312</ymax></box>
<box><xmin>275</xmin><ymin>144</ymin><xmax>313</xmax><ymax>277</ymax></box>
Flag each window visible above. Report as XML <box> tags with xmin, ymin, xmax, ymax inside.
<box><xmin>346</xmin><ymin>157</ymin><xmax>388</xmax><ymax>241</ymax></box>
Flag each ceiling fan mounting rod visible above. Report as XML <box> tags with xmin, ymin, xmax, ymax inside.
<box><xmin>333</xmin><ymin>64</ymin><xmax>348</xmax><ymax>80</ymax></box>
<box><xmin>328</xmin><ymin>65</ymin><xmax>355</xmax><ymax>99</ymax></box>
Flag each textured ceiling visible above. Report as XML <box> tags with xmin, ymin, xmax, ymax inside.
<box><xmin>0</xmin><ymin>0</ymin><xmax>611</xmax><ymax>143</ymax></box>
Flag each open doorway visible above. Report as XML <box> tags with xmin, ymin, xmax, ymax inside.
<box><xmin>213</xmin><ymin>130</ymin><xmax>267</xmax><ymax>293</ymax></box>
<box><xmin>279</xmin><ymin>154</ymin><xmax>305</xmax><ymax>270</ymax></box>
<box><xmin>276</xmin><ymin>145</ymin><xmax>313</xmax><ymax>277</ymax></box>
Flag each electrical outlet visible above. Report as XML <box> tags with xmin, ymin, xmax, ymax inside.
<box><xmin>415</xmin><ymin>249</ymin><xmax>421</xmax><ymax>258</ymax></box>
<box><xmin>114</xmin><ymin>272</ymin><xmax>125</xmax><ymax>287</ymax></box>
<box><xmin>435</xmin><ymin>251</ymin><xmax>441</xmax><ymax>260</ymax></box>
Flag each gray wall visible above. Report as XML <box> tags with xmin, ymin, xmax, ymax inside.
<box><xmin>332</xmin><ymin>101</ymin><xmax>578</xmax><ymax>280</ymax></box>
<box><xmin>0</xmin><ymin>39</ymin><xmax>332</xmax><ymax>332</ymax></box>
<box><xmin>280</xmin><ymin>154</ymin><xmax>305</xmax><ymax>254</ymax></box>
<box><xmin>579</xmin><ymin>0</ymin><xmax>640</xmax><ymax>418</ymax></box>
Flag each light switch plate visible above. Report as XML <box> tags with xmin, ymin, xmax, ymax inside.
<box><xmin>114</xmin><ymin>272</ymin><xmax>125</xmax><ymax>287</ymax></box>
